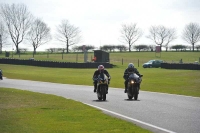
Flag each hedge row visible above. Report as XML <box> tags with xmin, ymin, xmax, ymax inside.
<box><xmin>1</xmin><ymin>58</ymin><xmax>199</xmax><ymax>70</ymax></box>
<box><xmin>161</xmin><ymin>63</ymin><xmax>200</xmax><ymax>70</ymax></box>
<box><xmin>0</xmin><ymin>58</ymin><xmax>113</xmax><ymax>68</ymax></box>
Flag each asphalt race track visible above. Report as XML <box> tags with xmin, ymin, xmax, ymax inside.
<box><xmin>0</xmin><ymin>78</ymin><xmax>200</xmax><ymax>133</ymax></box>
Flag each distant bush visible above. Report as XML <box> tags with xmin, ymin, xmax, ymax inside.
<box><xmin>170</xmin><ymin>45</ymin><xmax>187</xmax><ymax>51</ymax></box>
<box><xmin>134</xmin><ymin>45</ymin><xmax>149</xmax><ymax>51</ymax></box>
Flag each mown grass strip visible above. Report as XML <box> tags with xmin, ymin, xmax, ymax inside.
<box><xmin>0</xmin><ymin>51</ymin><xmax>199</xmax><ymax>64</ymax></box>
<box><xmin>1</xmin><ymin>64</ymin><xmax>200</xmax><ymax>97</ymax></box>
<box><xmin>0</xmin><ymin>88</ymin><xmax>152</xmax><ymax>133</ymax></box>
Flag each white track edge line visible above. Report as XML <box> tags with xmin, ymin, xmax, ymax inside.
<box><xmin>84</xmin><ymin>103</ymin><xmax>176</xmax><ymax>133</ymax></box>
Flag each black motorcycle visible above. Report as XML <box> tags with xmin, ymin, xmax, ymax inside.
<box><xmin>126</xmin><ymin>73</ymin><xmax>143</xmax><ymax>100</ymax></box>
<box><xmin>95</xmin><ymin>72</ymin><xmax>109</xmax><ymax>101</ymax></box>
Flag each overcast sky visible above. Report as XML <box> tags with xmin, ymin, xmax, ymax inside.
<box><xmin>2</xmin><ymin>0</ymin><xmax>200</xmax><ymax>51</ymax></box>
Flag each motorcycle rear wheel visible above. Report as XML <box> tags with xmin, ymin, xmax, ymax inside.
<box><xmin>127</xmin><ymin>86</ymin><xmax>133</xmax><ymax>99</ymax></box>
<box><xmin>128</xmin><ymin>95</ymin><xmax>133</xmax><ymax>100</ymax></box>
<box><xmin>102</xmin><ymin>88</ymin><xmax>106</xmax><ymax>101</ymax></box>
<box><xmin>97</xmin><ymin>88</ymin><xmax>102</xmax><ymax>100</ymax></box>
<box><xmin>103</xmin><ymin>94</ymin><xmax>106</xmax><ymax>101</ymax></box>
<box><xmin>134</xmin><ymin>93</ymin><xmax>138</xmax><ymax>100</ymax></box>
<box><xmin>134</xmin><ymin>86</ymin><xmax>139</xmax><ymax>100</ymax></box>
<box><xmin>98</xmin><ymin>96</ymin><xmax>102</xmax><ymax>100</ymax></box>
<box><xmin>97</xmin><ymin>92</ymin><xmax>102</xmax><ymax>100</ymax></box>
<box><xmin>97</xmin><ymin>86</ymin><xmax>107</xmax><ymax>101</ymax></box>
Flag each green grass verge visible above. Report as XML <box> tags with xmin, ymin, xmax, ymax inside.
<box><xmin>0</xmin><ymin>88</ymin><xmax>151</xmax><ymax>133</ymax></box>
<box><xmin>0</xmin><ymin>51</ymin><xmax>199</xmax><ymax>132</ymax></box>
<box><xmin>1</xmin><ymin>51</ymin><xmax>200</xmax><ymax>64</ymax></box>
<box><xmin>1</xmin><ymin>64</ymin><xmax>200</xmax><ymax>97</ymax></box>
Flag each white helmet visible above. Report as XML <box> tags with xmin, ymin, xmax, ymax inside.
<box><xmin>98</xmin><ymin>65</ymin><xmax>104</xmax><ymax>71</ymax></box>
<box><xmin>128</xmin><ymin>63</ymin><xmax>134</xmax><ymax>71</ymax></box>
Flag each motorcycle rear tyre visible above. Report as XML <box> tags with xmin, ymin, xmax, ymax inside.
<box><xmin>134</xmin><ymin>93</ymin><xmax>138</xmax><ymax>100</ymax></box>
<box><xmin>97</xmin><ymin>88</ymin><xmax>102</xmax><ymax>100</ymax></box>
<box><xmin>127</xmin><ymin>86</ymin><xmax>133</xmax><ymax>100</ymax></box>
<box><xmin>103</xmin><ymin>94</ymin><xmax>106</xmax><ymax>101</ymax></box>
<box><xmin>98</xmin><ymin>96</ymin><xmax>102</xmax><ymax>100</ymax></box>
<box><xmin>128</xmin><ymin>95</ymin><xmax>133</xmax><ymax>100</ymax></box>
<box><xmin>134</xmin><ymin>86</ymin><xmax>139</xmax><ymax>100</ymax></box>
<box><xmin>102</xmin><ymin>87</ymin><xmax>106</xmax><ymax>101</ymax></box>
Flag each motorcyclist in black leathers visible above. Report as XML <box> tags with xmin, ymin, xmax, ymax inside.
<box><xmin>93</xmin><ymin>65</ymin><xmax>111</xmax><ymax>93</ymax></box>
<box><xmin>0</xmin><ymin>69</ymin><xmax>3</xmax><ymax>80</ymax></box>
<box><xmin>123</xmin><ymin>63</ymin><xmax>142</xmax><ymax>93</ymax></box>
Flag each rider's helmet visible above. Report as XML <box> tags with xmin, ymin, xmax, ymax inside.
<box><xmin>98</xmin><ymin>65</ymin><xmax>104</xmax><ymax>71</ymax></box>
<box><xmin>128</xmin><ymin>63</ymin><xmax>134</xmax><ymax>71</ymax></box>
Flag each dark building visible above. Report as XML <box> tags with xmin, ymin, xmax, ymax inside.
<box><xmin>94</xmin><ymin>50</ymin><xmax>109</xmax><ymax>62</ymax></box>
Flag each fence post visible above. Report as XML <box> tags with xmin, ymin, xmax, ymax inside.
<box><xmin>76</xmin><ymin>54</ymin><xmax>78</xmax><ymax>62</ymax></box>
<box><xmin>138</xmin><ymin>59</ymin><xmax>139</xmax><ymax>67</ymax></box>
<box><xmin>122</xmin><ymin>58</ymin><xmax>123</xmax><ymax>65</ymax></box>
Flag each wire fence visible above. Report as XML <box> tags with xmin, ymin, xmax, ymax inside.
<box><xmin>1</xmin><ymin>51</ymin><xmax>199</xmax><ymax>66</ymax></box>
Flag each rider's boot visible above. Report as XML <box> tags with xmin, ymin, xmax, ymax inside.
<box><xmin>106</xmin><ymin>86</ymin><xmax>108</xmax><ymax>94</ymax></box>
<box><xmin>138</xmin><ymin>84</ymin><xmax>140</xmax><ymax>94</ymax></box>
<box><xmin>124</xmin><ymin>84</ymin><xmax>127</xmax><ymax>93</ymax></box>
<box><xmin>94</xmin><ymin>85</ymin><xmax>97</xmax><ymax>92</ymax></box>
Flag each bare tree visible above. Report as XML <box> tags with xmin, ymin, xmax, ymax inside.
<box><xmin>120</xmin><ymin>23</ymin><xmax>143</xmax><ymax>52</ymax></box>
<box><xmin>0</xmin><ymin>20</ymin><xmax>9</xmax><ymax>53</ymax></box>
<box><xmin>56</xmin><ymin>19</ymin><xmax>81</xmax><ymax>53</ymax></box>
<box><xmin>163</xmin><ymin>28</ymin><xmax>177</xmax><ymax>51</ymax></box>
<box><xmin>147</xmin><ymin>25</ymin><xmax>176</xmax><ymax>52</ymax></box>
<box><xmin>182</xmin><ymin>22</ymin><xmax>200</xmax><ymax>52</ymax></box>
<box><xmin>27</xmin><ymin>18</ymin><xmax>51</xmax><ymax>54</ymax></box>
<box><xmin>0</xmin><ymin>3</ymin><xmax>32</xmax><ymax>53</ymax></box>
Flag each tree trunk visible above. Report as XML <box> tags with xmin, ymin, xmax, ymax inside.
<box><xmin>66</xmin><ymin>40</ymin><xmax>69</xmax><ymax>53</ymax></box>
<box><xmin>160</xmin><ymin>45</ymin><xmax>162</xmax><ymax>52</ymax></box>
<box><xmin>66</xmin><ymin>45</ymin><xmax>69</xmax><ymax>53</ymax></box>
<box><xmin>16</xmin><ymin>45</ymin><xmax>20</xmax><ymax>54</ymax></box>
<box><xmin>129</xmin><ymin>43</ymin><xmax>131</xmax><ymax>52</ymax></box>
<box><xmin>0</xmin><ymin>35</ymin><xmax>2</xmax><ymax>54</ymax></box>
<box><xmin>192</xmin><ymin>43</ymin><xmax>194</xmax><ymax>52</ymax></box>
<box><xmin>34</xmin><ymin>48</ymin><xmax>36</xmax><ymax>54</ymax></box>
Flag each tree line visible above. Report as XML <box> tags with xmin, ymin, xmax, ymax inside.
<box><xmin>0</xmin><ymin>3</ymin><xmax>80</xmax><ymax>54</ymax></box>
<box><xmin>0</xmin><ymin>3</ymin><xmax>200</xmax><ymax>54</ymax></box>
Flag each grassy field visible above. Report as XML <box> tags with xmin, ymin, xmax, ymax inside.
<box><xmin>1</xmin><ymin>51</ymin><xmax>200</xmax><ymax>65</ymax></box>
<box><xmin>1</xmin><ymin>52</ymin><xmax>200</xmax><ymax>97</ymax></box>
<box><xmin>1</xmin><ymin>51</ymin><xmax>200</xmax><ymax>97</ymax></box>
<box><xmin>0</xmin><ymin>88</ymin><xmax>151</xmax><ymax>133</ymax></box>
<box><xmin>0</xmin><ymin>51</ymin><xmax>199</xmax><ymax>132</ymax></box>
